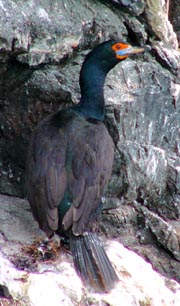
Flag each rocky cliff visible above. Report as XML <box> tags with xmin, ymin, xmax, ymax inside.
<box><xmin>0</xmin><ymin>1</ymin><xmax>180</xmax><ymax>305</ymax></box>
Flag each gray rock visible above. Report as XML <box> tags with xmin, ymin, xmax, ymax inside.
<box><xmin>169</xmin><ymin>0</ymin><xmax>180</xmax><ymax>45</ymax></box>
<box><xmin>108</xmin><ymin>0</ymin><xmax>146</xmax><ymax>16</ymax></box>
<box><xmin>0</xmin><ymin>0</ymin><xmax>180</xmax><ymax>302</ymax></box>
<box><xmin>145</xmin><ymin>0</ymin><xmax>178</xmax><ymax>49</ymax></box>
<box><xmin>0</xmin><ymin>194</ymin><xmax>180</xmax><ymax>306</ymax></box>
<box><xmin>124</xmin><ymin>16</ymin><xmax>147</xmax><ymax>45</ymax></box>
<box><xmin>104</xmin><ymin>56</ymin><xmax>180</xmax><ymax>220</ymax></box>
<box><xmin>132</xmin><ymin>202</ymin><xmax>180</xmax><ymax>261</ymax></box>
<box><xmin>101</xmin><ymin>201</ymin><xmax>180</xmax><ymax>284</ymax></box>
<box><xmin>0</xmin><ymin>194</ymin><xmax>41</xmax><ymax>245</ymax></box>
<box><xmin>153</xmin><ymin>41</ymin><xmax>180</xmax><ymax>73</ymax></box>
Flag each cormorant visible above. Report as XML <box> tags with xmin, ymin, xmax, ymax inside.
<box><xmin>26</xmin><ymin>39</ymin><xmax>146</xmax><ymax>291</ymax></box>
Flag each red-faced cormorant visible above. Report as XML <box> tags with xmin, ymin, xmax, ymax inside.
<box><xmin>26</xmin><ymin>39</ymin><xmax>146</xmax><ymax>291</ymax></box>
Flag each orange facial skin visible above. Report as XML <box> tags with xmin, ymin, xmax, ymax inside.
<box><xmin>112</xmin><ymin>42</ymin><xmax>131</xmax><ymax>60</ymax></box>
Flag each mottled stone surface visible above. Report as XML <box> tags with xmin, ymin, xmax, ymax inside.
<box><xmin>169</xmin><ymin>0</ymin><xmax>180</xmax><ymax>46</ymax></box>
<box><xmin>0</xmin><ymin>194</ymin><xmax>179</xmax><ymax>306</ymax></box>
<box><xmin>0</xmin><ymin>1</ymin><xmax>180</xmax><ymax>304</ymax></box>
<box><xmin>145</xmin><ymin>0</ymin><xmax>178</xmax><ymax>49</ymax></box>
<box><xmin>107</xmin><ymin>0</ymin><xmax>146</xmax><ymax>16</ymax></box>
<box><xmin>101</xmin><ymin>200</ymin><xmax>180</xmax><ymax>284</ymax></box>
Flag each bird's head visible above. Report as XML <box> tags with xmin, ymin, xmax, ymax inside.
<box><xmin>83</xmin><ymin>39</ymin><xmax>150</xmax><ymax>73</ymax></box>
<box><xmin>101</xmin><ymin>39</ymin><xmax>150</xmax><ymax>61</ymax></box>
<box><xmin>111</xmin><ymin>40</ymin><xmax>149</xmax><ymax>60</ymax></box>
<box><xmin>79</xmin><ymin>39</ymin><xmax>150</xmax><ymax>119</ymax></box>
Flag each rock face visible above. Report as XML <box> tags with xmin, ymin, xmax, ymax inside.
<box><xmin>0</xmin><ymin>0</ymin><xmax>180</xmax><ymax>305</ymax></box>
<box><xmin>0</xmin><ymin>194</ymin><xmax>180</xmax><ymax>306</ymax></box>
<box><xmin>169</xmin><ymin>0</ymin><xmax>180</xmax><ymax>45</ymax></box>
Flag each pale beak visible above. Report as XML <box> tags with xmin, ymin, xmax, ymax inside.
<box><xmin>116</xmin><ymin>45</ymin><xmax>151</xmax><ymax>56</ymax></box>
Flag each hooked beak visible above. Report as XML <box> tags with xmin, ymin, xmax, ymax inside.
<box><xmin>116</xmin><ymin>45</ymin><xmax>151</xmax><ymax>57</ymax></box>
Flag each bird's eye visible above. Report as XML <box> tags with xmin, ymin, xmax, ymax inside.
<box><xmin>112</xmin><ymin>42</ymin><xmax>131</xmax><ymax>55</ymax></box>
<box><xmin>115</xmin><ymin>44</ymin><xmax>122</xmax><ymax>50</ymax></box>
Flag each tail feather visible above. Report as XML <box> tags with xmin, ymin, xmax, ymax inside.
<box><xmin>70</xmin><ymin>236</ymin><xmax>85</xmax><ymax>277</ymax></box>
<box><xmin>70</xmin><ymin>232</ymin><xmax>118</xmax><ymax>292</ymax></box>
<box><xmin>84</xmin><ymin>233</ymin><xmax>111</xmax><ymax>284</ymax></box>
<box><xmin>86</xmin><ymin>233</ymin><xmax>117</xmax><ymax>282</ymax></box>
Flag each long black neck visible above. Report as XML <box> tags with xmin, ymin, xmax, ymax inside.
<box><xmin>74</xmin><ymin>52</ymin><xmax>118</xmax><ymax>121</ymax></box>
<box><xmin>72</xmin><ymin>42</ymin><xmax>119</xmax><ymax>121</ymax></box>
<box><xmin>78</xmin><ymin>62</ymin><xmax>106</xmax><ymax>120</ymax></box>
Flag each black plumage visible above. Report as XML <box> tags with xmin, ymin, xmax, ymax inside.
<box><xmin>26</xmin><ymin>39</ymin><xmax>146</xmax><ymax>291</ymax></box>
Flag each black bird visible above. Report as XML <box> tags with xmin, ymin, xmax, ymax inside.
<box><xmin>26</xmin><ymin>39</ymin><xmax>146</xmax><ymax>291</ymax></box>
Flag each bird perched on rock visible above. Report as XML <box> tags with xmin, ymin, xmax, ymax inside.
<box><xmin>26</xmin><ymin>39</ymin><xmax>146</xmax><ymax>291</ymax></box>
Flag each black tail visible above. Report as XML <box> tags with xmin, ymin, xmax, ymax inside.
<box><xmin>70</xmin><ymin>232</ymin><xmax>118</xmax><ymax>292</ymax></box>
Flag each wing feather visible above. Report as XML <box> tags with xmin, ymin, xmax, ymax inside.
<box><xmin>63</xmin><ymin>120</ymin><xmax>114</xmax><ymax>235</ymax></box>
<box><xmin>26</xmin><ymin>114</ymin><xmax>67</xmax><ymax>236</ymax></box>
<box><xmin>26</xmin><ymin>112</ymin><xmax>114</xmax><ymax>238</ymax></box>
